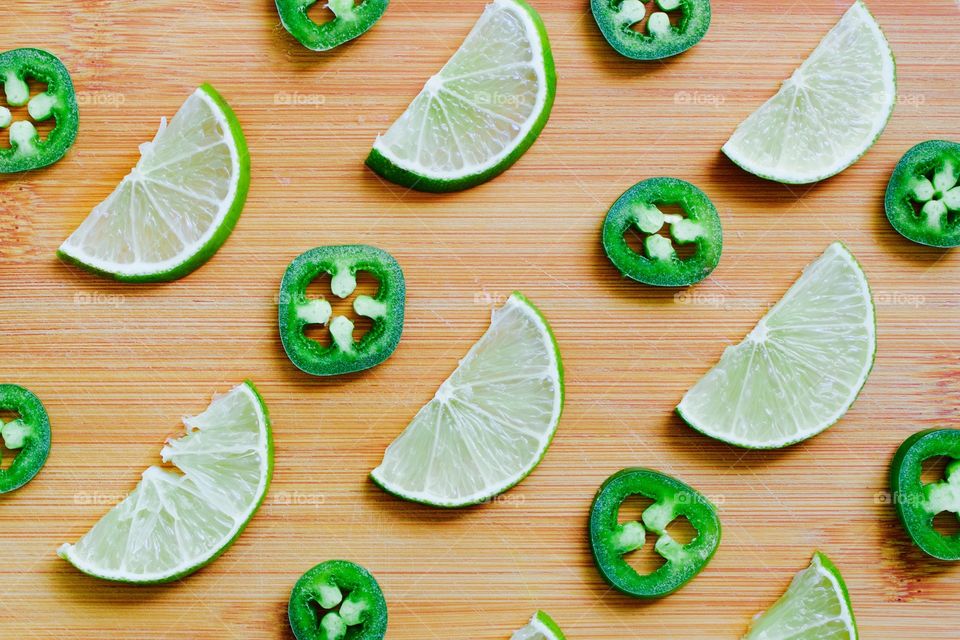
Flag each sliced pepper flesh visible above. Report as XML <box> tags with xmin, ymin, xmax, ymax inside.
<box><xmin>591</xmin><ymin>0</ymin><xmax>711</xmax><ymax>60</ymax></box>
<box><xmin>589</xmin><ymin>468</ymin><xmax>721</xmax><ymax>598</ymax></box>
<box><xmin>0</xmin><ymin>384</ymin><xmax>51</xmax><ymax>494</ymax></box>
<box><xmin>0</xmin><ymin>48</ymin><xmax>79</xmax><ymax>173</ymax></box>
<box><xmin>885</xmin><ymin>140</ymin><xmax>960</xmax><ymax>248</ymax></box>
<box><xmin>276</xmin><ymin>0</ymin><xmax>389</xmax><ymax>52</ymax></box>
<box><xmin>891</xmin><ymin>428</ymin><xmax>960</xmax><ymax>560</ymax></box>
<box><xmin>602</xmin><ymin>177</ymin><xmax>723</xmax><ymax>287</ymax></box>
<box><xmin>279</xmin><ymin>245</ymin><xmax>405</xmax><ymax>376</ymax></box>
<box><xmin>288</xmin><ymin>560</ymin><xmax>388</xmax><ymax>640</ymax></box>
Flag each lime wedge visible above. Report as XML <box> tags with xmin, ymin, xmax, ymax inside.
<box><xmin>676</xmin><ymin>242</ymin><xmax>875</xmax><ymax>449</ymax></box>
<box><xmin>722</xmin><ymin>1</ymin><xmax>895</xmax><ymax>184</ymax></box>
<box><xmin>365</xmin><ymin>0</ymin><xmax>556</xmax><ymax>192</ymax></box>
<box><xmin>511</xmin><ymin>610</ymin><xmax>566</xmax><ymax>640</ymax></box>
<box><xmin>370</xmin><ymin>292</ymin><xmax>563</xmax><ymax>507</ymax></box>
<box><xmin>58</xmin><ymin>83</ymin><xmax>250</xmax><ymax>281</ymax></box>
<box><xmin>58</xmin><ymin>382</ymin><xmax>272</xmax><ymax>583</ymax></box>
<box><xmin>743</xmin><ymin>552</ymin><xmax>857</xmax><ymax>640</ymax></box>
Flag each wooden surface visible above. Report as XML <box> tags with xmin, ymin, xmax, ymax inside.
<box><xmin>1</xmin><ymin>0</ymin><xmax>959</xmax><ymax>637</ymax></box>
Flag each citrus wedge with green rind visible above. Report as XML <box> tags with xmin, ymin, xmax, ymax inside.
<box><xmin>511</xmin><ymin>610</ymin><xmax>566</xmax><ymax>640</ymax></box>
<box><xmin>722</xmin><ymin>1</ymin><xmax>895</xmax><ymax>184</ymax></box>
<box><xmin>58</xmin><ymin>381</ymin><xmax>272</xmax><ymax>583</ymax></box>
<box><xmin>743</xmin><ymin>552</ymin><xmax>857</xmax><ymax>640</ymax></box>
<box><xmin>370</xmin><ymin>292</ymin><xmax>563</xmax><ymax>507</ymax></box>
<box><xmin>58</xmin><ymin>83</ymin><xmax>250</xmax><ymax>282</ymax></box>
<box><xmin>676</xmin><ymin>242</ymin><xmax>875</xmax><ymax>449</ymax></box>
<box><xmin>366</xmin><ymin>0</ymin><xmax>556</xmax><ymax>192</ymax></box>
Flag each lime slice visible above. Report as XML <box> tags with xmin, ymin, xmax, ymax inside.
<box><xmin>370</xmin><ymin>292</ymin><xmax>563</xmax><ymax>507</ymax></box>
<box><xmin>58</xmin><ymin>382</ymin><xmax>272</xmax><ymax>583</ymax></box>
<box><xmin>511</xmin><ymin>610</ymin><xmax>566</xmax><ymax>640</ymax></box>
<box><xmin>722</xmin><ymin>1</ymin><xmax>895</xmax><ymax>184</ymax></box>
<box><xmin>743</xmin><ymin>552</ymin><xmax>857</xmax><ymax>640</ymax></box>
<box><xmin>676</xmin><ymin>242</ymin><xmax>875</xmax><ymax>449</ymax></box>
<box><xmin>365</xmin><ymin>0</ymin><xmax>556</xmax><ymax>192</ymax></box>
<box><xmin>58</xmin><ymin>83</ymin><xmax>250</xmax><ymax>281</ymax></box>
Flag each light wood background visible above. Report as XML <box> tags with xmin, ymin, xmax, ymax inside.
<box><xmin>1</xmin><ymin>0</ymin><xmax>959</xmax><ymax>637</ymax></box>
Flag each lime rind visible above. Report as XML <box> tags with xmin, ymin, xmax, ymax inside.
<box><xmin>742</xmin><ymin>551</ymin><xmax>857</xmax><ymax>640</ymax></box>
<box><xmin>57</xmin><ymin>381</ymin><xmax>272</xmax><ymax>583</ymax></box>
<box><xmin>676</xmin><ymin>242</ymin><xmax>876</xmax><ymax>449</ymax></box>
<box><xmin>57</xmin><ymin>83</ymin><xmax>250</xmax><ymax>282</ymax></box>
<box><xmin>366</xmin><ymin>0</ymin><xmax>557</xmax><ymax>192</ymax></box>
<box><xmin>370</xmin><ymin>292</ymin><xmax>563</xmax><ymax>508</ymax></box>
<box><xmin>722</xmin><ymin>1</ymin><xmax>895</xmax><ymax>184</ymax></box>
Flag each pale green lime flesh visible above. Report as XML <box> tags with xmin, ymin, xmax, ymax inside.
<box><xmin>743</xmin><ymin>552</ymin><xmax>857</xmax><ymax>640</ymax></box>
<box><xmin>677</xmin><ymin>242</ymin><xmax>875</xmax><ymax>449</ymax></box>
<box><xmin>58</xmin><ymin>382</ymin><xmax>272</xmax><ymax>583</ymax></box>
<box><xmin>369</xmin><ymin>0</ymin><xmax>555</xmax><ymax>190</ymax></box>
<box><xmin>722</xmin><ymin>1</ymin><xmax>895</xmax><ymax>184</ymax></box>
<box><xmin>511</xmin><ymin>611</ymin><xmax>566</xmax><ymax>640</ymax></box>
<box><xmin>58</xmin><ymin>84</ymin><xmax>249</xmax><ymax>281</ymax></box>
<box><xmin>370</xmin><ymin>292</ymin><xmax>563</xmax><ymax>507</ymax></box>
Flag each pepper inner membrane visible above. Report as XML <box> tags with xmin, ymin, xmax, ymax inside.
<box><xmin>615</xmin><ymin>494</ymin><xmax>697</xmax><ymax>573</ymax></box>
<box><xmin>921</xmin><ymin>456</ymin><xmax>960</xmax><ymax>536</ymax></box>
<box><xmin>624</xmin><ymin>201</ymin><xmax>700</xmax><ymax>261</ymax></box>
<box><xmin>1</xmin><ymin>76</ymin><xmax>55</xmax><ymax>148</ymax></box>
<box><xmin>305</xmin><ymin>581</ymin><xmax>371</xmax><ymax>639</ymax></box>
<box><xmin>306</xmin><ymin>0</ymin><xmax>364</xmax><ymax>26</ymax></box>
<box><xmin>908</xmin><ymin>160</ymin><xmax>960</xmax><ymax>228</ymax></box>
<box><xmin>0</xmin><ymin>409</ymin><xmax>26</xmax><ymax>471</ymax></box>
<box><xmin>615</xmin><ymin>0</ymin><xmax>685</xmax><ymax>36</ymax></box>
<box><xmin>302</xmin><ymin>269</ymin><xmax>380</xmax><ymax>348</ymax></box>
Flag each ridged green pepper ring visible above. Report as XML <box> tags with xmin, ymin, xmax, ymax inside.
<box><xmin>279</xmin><ymin>245</ymin><xmax>405</xmax><ymax>376</ymax></box>
<box><xmin>0</xmin><ymin>384</ymin><xmax>51</xmax><ymax>494</ymax></box>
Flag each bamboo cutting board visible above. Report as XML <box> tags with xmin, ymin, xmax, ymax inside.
<box><xmin>1</xmin><ymin>0</ymin><xmax>959</xmax><ymax>637</ymax></box>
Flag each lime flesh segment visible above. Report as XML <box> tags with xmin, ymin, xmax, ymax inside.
<box><xmin>370</xmin><ymin>292</ymin><xmax>563</xmax><ymax>507</ymax></box>
<box><xmin>58</xmin><ymin>83</ymin><xmax>250</xmax><ymax>281</ymax></box>
<box><xmin>511</xmin><ymin>610</ymin><xmax>566</xmax><ymax>640</ymax></box>
<box><xmin>366</xmin><ymin>0</ymin><xmax>556</xmax><ymax>192</ymax></box>
<box><xmin>58</xmin><ymin>382</ymin><xmax>272</xmax><ymax>583</ymax></box>
<box><xmin>722</xmin><ymin>1</ymin><xmax>895</xmax><ymax>184</ymax></box>
<box><xmin>677</xmin><ymin>242</ymin><xmax>875</xmax><ymax>449</ymax></box>
<box><xmin>743</xmin><ymin>552</ymin><xmax>857</xmax><ymax>640</ymax></box>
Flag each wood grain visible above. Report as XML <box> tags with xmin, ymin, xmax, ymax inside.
<box><xmin>1</xmin><ymin>0</ymin><xmax>959</xmax><ymax>637</ymax></box>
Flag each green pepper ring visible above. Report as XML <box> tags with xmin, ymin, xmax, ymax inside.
<box><xmin>890</xmin><ymin>428</ymin><xmax>960</xmax><ymax>561</ymax></box>
<box><xmin>591</xmin><ymin>0</ymin><xmax>711</xmax><ymax>61</ymax></box>
<box><xmin>884</xmin><ymin>140</ymin><xmax>960</xmax><ymax>248</ymax></box>
<box><xmin>0</xmin><ymin>384</ymin><xmax>51</xmax><ymax>494</ymax></box>
<box><xmin>601</xmin><ymin>177</ymin><xmax>723</xmax><ymax>287</ymax></box>
<box><xmin>279</xmin><ymin>245</ymin><xmax>405</xmax><ymax>377</ymax></box>
<box><xmin>589</xmin><ymin>468</ymin><xmax>721</xmax><ymax>598</ymax></box>
<box><xmin>0</xmin><ymin>48</ymin><xmax>79</xmax><ymax>174</ymax></box>
<box><xmin>288</xmin><ymin>560</ymin><xmax>387</xmax><ymax>640</ymax></box>
<box><xmin>276</xmin><ymin>0</ymin><xmax>389</xmax><ymax>52</ymax></box>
